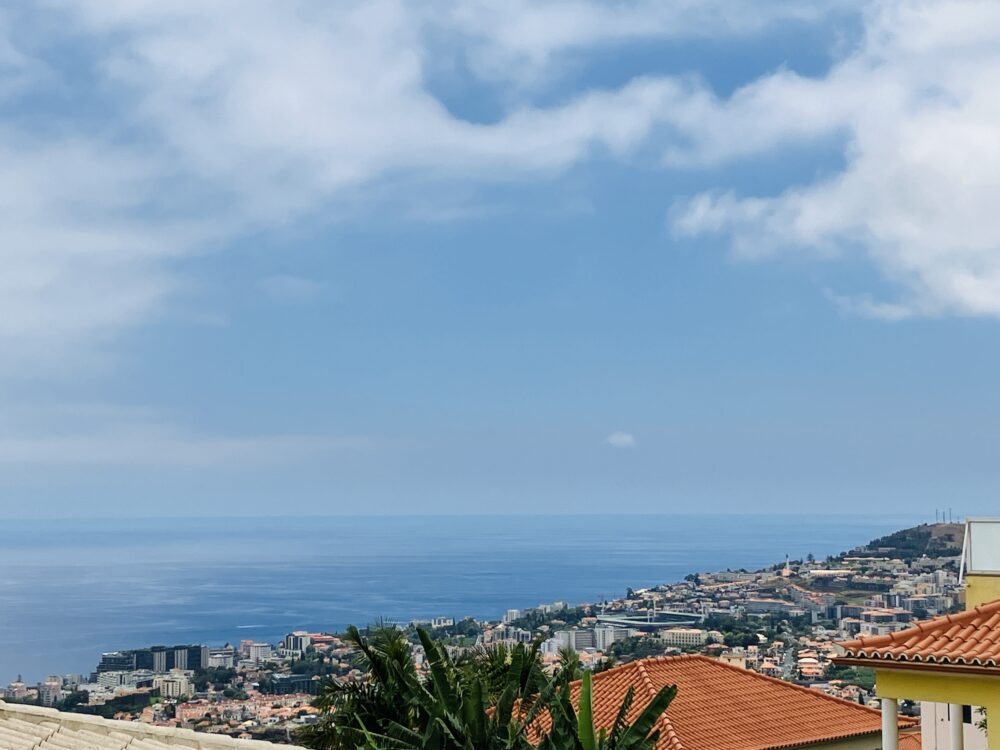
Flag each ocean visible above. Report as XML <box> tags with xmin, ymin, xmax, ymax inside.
<box><xmin>0</xmin><ymin>513</ymin><xmax>914</xmax><ymax>682</ymax></box>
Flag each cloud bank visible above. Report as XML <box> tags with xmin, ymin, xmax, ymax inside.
<box><xmin>0</xmin><ymin>0</ymin><xmax>861</xmax><ymax>377</ymax></box>
<box><xmin>670</xmin><ymin>1</ymin><xmax>1000</xmax><ymax>318</ymax></box>
<box><xmin>3</xmin><ymin>0</ymin><xmax>1000</xmax><ymax>469</ymax></box>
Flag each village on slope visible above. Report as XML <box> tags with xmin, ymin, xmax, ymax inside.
<box><xmin>1</xmin><ymin>522</ymin><xmax>970</xmax><ymax>747</ymax></box>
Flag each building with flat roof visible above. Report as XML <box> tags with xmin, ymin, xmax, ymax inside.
<box><xmin>658</xmin><ymin>628</ymin><xmax>708</xmax><ymax>647</ymax></box>
<box><xmin>96</xmin><ymin>645</ymin><xmax>208</xmax><ymax>675</ymax></box>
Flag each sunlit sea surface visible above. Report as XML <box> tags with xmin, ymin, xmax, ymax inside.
<box><xmin>0</xmin><ymin>513</ymin><xmax>914</xmax><ymax>681</ymax></box>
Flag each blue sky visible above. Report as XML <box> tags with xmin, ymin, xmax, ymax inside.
<box><xmin>2</xmin><ymin>1</ymin><xmax>1000</xmax><ymax>517</ymax></box>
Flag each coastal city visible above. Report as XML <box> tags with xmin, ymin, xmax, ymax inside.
<box><xmin>2</xmin><ymin>523</ymin><xmax>965</xmax><ymax>743</ymax></box>
<box><xmin>5</xmin><ymin>3</ymin><xmax>1000</xmax><ymax>750</ymax></box>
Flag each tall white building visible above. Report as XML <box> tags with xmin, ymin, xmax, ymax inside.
<box><xmin>208</xmin><ymin>647</ymin><xmax>236</xmax><ymax>668</ymax></box>
<box><xmin>248</xmin><ymin>642</ymin><xmax>274</xmax><ymax>663</ymax></box>
<box><xmin>153</xmin><ymin>670</ymin><xmax>193</xmax><ymax>699</ymax></box>
<box><xmin>555</xmin><ymin>629</ymin><xmax>594</xmax><ymax>652</ymax></box>
<box><xmin>36</xmin><ymin>678</ymin><xmax>62</xmax><ymax>708</ymax></box>
<box><xmin>594</xmin><ymin>626</ymin><xmax>629</xmax><ymax>651</ymax></box>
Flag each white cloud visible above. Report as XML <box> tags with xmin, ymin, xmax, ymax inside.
<box><xmin>605</xmin><ymin>431</ymin><xmax>636</xmax><ymax>449</ymax></box>
<box><xmin>445</xmin><ymin>0</ymin><xmax>859</xmax><ymax>85</ymax></box>
<box><xmin>0</xmin><ymin>0</ymin><xmax>859</xmax><ymax>378</ymax></box>
<box><xmin>0</xmin><ymin>0</ymin><xmax>990</xmax><ymax>395</ymax></box>
<box><xmin>669</xmin><ymin>0</ymin><xmax>1000</xmax><ymax>318</ymax></box>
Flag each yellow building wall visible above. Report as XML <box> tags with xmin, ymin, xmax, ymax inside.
<box><xmin>876</xmin><ymin>668</ymin><xmax>1000</xmax><ymax>748</ymax></box>
<box><xmin>965</xmin><ymin>574</ymin><xmax>1000</xmax><ymax>610</ymax></box>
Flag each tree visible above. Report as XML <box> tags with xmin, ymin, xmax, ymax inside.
<box><xmin>58</xmin><ymin>691</ymin><xmax>88</xmax><ymax>710</ymax></box>
<box><xmin>555</xmin><ymin>647</ymin><xmax>582</xmax><ymax>682</ymax></box>
<box><xmin>301</xmin><ymin>624</ymin><xmax>676</xmax><ymax>750</ymax></box>
<box><xmin>538</xmin><ymin>672</ymin><xmax>676</xmax><ymax>750</ymax></box>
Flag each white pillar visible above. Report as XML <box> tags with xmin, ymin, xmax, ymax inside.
<box><xmin>949</xmin><ymin>704</ymin><xmax>964</xmax><ymax>750</ymax></box>
<box><xmin>881</xmin><ymin>698</ymin><xmax>898</xmax><ymax>750</ymax></box>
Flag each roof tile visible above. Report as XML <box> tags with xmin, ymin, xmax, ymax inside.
<box><xmin>837</xmin><ymin>599</ymin><xmax>1000</xmax><ymax>669</ymax></box>
<box><xmin>529</xmin><ymin>655</ymin><xmax>913</xmax><ymax>750</ymax></box>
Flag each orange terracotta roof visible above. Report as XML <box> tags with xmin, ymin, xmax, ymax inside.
<box><xmin>529</xmin><ymin>655</ymin><xmax>914</xmax><ymax>750</ymax></box>
<box><xmin>836</xmin><ymin>599</ymin><xmax>1000</xmax><ymax>670</ymax></box>
<box><xmin>899</xmin><ymin>734</ymin><xmax>922</xmax><ymax>750</ymax></box>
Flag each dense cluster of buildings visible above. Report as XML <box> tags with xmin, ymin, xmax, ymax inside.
<box><xmin>4</xmin><ymin>521</ymin><xmax>986</xmax><ymax>749</ymax></box>
<box><xmin>0</xmin><ymin>632</ymin><xmax>356</xmax><ymax>739</ymax></box>
<box><xmin>473</xmin><ymin>539</ymin><xmax>965</xmax><ymax>705</ymax></box>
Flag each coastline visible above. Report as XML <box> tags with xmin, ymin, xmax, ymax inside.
<box><xmin>1</xmin><ymin>513</ymin><xmax>915</xmax><ymax>682</ymax></box>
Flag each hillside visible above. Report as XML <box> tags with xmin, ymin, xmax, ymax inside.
<box><xmin>845</xmin><ymin>523</ymin><xmax>963</xmax><ymax>560</ymax></box>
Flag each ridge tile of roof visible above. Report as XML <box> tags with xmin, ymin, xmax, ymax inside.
<box><xmin>836</xmin><ymin>598</ymin><xmax>1000</xmax><ymax>669</ymax></box>
<box><xmin>0</xmin><ymin>701</ymin><xmax>300</xmax><ymax>750</ymax></box>
<box><xmin>532</xmin><ymin>655</ymin><xmax>913</xmax><ymax>750</ymax></box>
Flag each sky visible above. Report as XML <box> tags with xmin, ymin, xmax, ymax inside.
<box><xmin>2</xmin><ymin>0</ymin><xmax>1000</xmax><ymax>518</ymax></box>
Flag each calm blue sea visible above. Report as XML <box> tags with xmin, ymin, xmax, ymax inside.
<box><xmin>0</xmin><ymin>514</ymin><xmax>914</xmax><ymax>682</ymax></box>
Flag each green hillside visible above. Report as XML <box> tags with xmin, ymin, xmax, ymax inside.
<box><xmin>846</xmin><ymin>523</ymin><xmax>963</xmax><ymax>560</ymax></box>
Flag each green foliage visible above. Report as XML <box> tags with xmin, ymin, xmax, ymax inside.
<box><xmin>608</xmin><ymin>637</ymin><xmax>671</xmax><ymax>663</ymax></box>
<box><xmin>851</xmin><ymin>524</ymin><xmax>962</xmax><ymax>560</ymax></box>
<box><xmin>73</xmin><ymin>692</ymin><xmax>152</xmax><ymax>719</ymax></box>
<box><xmin>57</xmin><ymin>691</ymin><xmax>89</xmax><ymax>711</ymax></box>
<box><xmin>426</xmin><ymin>618</ymin><xmax>483</xmax><ymax>640</ymax></box>
<box><xmin>555</xmin><ymin>648</ymin><xmax>582</xmax><ymax>682</ymax></box>
<box><xmin>537</xmin><ymin>672</ymin><xmax>676</xmax><ymax>750</ymax></box>
<box><xmin>824</xmin><ymin>665</ymin><xmax>876</xmax><ymax>691</ymax></box>
<box><xmin>291</xmin><ymin>652</ymin><xmax>341</xmax><ymax>677</ymax></box>
<box><xmin>193</xmin><ymin>666</ymin><xmax>237</xmax><ymax>692</ymax></box>
<box><xmin>510</xmin><ymin>607</ymin><xmax>589</xmax><ymax>632</ymax></box>
<box><xmin>300</xmin><ymin>624</ymin><xmax>676</xmax><ymax>750</ymax></box>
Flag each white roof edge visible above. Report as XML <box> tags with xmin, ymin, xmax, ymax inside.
<box><xmin>0</xmin><ymin>701</ymin><xmax>302</xmax><ymax>750</ymax></box>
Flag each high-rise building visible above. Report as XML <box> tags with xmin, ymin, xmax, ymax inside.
<box><xmin>208</xmin><ymin>647</ymin><xmax>236</xmax><ymax>668</ymax></box>
<box><xmin>96</xmin><ymin>645</ymin><xmax>208</xmax><ymax>675</ymax></box>
<box><xmin>153</xmin><ymin>670</ymin><xmax>193</xmax><ymax>698</ymax></box>
<box><xmin>4</xmin><ymin>677</ymin><xmax>27</xmax><ymax>700</ymax></box>
<box><xmin>280</xmin><ymin>632</ymin><xmax>311</xmax><ymax>657</ymax></box>
<box><xmin>554</xmin><ymin>629</ymin><xmax>595</xmax><ymax>652</ymax></box>
<box><xmin>248</xmin><ymin>642</ymin><xmax>274</xmax><ymax>664</ymax></box>
<box><xmin>96</xmin><ymin>652</ymin><xmax>135</xmax><ymax>673</ymax></box>
<box><xmin>37</xmin><ymin>678</ymin><xmax>63</xmax><ymax>707</ymax></box>
<box><xmin>594</xmin><ymin>626</ymin><xmax>629</xmax><ymax>651</ymax></box>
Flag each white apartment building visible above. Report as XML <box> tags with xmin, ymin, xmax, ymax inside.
<box><xmin>36</xmin><ymin>680</ymin><xmax>62</xmax><ymax>708</ymax></box>
<box><xmin>659</xmin><ymin>628</ymin><xmax>708</xmax><ymax>647</ymax></box>
<box><xmin>555</xmin><ymin>629</ymin><xmax>594</xmax><ymax>652</ymax></box>
<box><xmin>248</xmin><ymin>642</ymin><xmax>274</xmax><ymax>663</ymax></box>
<box><xmin>153</xmin><ymin>670</ymin><xmax>193</xmax><ymax>699</ymax></box>
<box><xmin>3</xmin><ymin>681</ymin><xmax>27</xmax><ymax>700</ymax></box>
<box><xmin>594</xmin><ymin>626</ymin><xmax>629</xmax><ymax>651</ymax></box>
<box><xmin>858</xmin><ymin>608</ymin><xmax>913</xmax><ymax>636</ymax></box>
<box><xmin>208</xmin><ymin>647</ymin><xmax>236</xmax><ymax>668</ymax></box>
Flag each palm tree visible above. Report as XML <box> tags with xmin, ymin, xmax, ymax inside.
<box><xmin>300</xmin><ymin>625</ymin><xmax>675</xmax><ymax>750</ymax></box>
<box><xmin>538</xmin><ymin>672</ymin><xmax>676</xmax><ymax>750</ymax></box>
<box><xmin>554</xmin><ymin>647</ymin><xmax>582</xmax><ymax>682</ymax></box>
